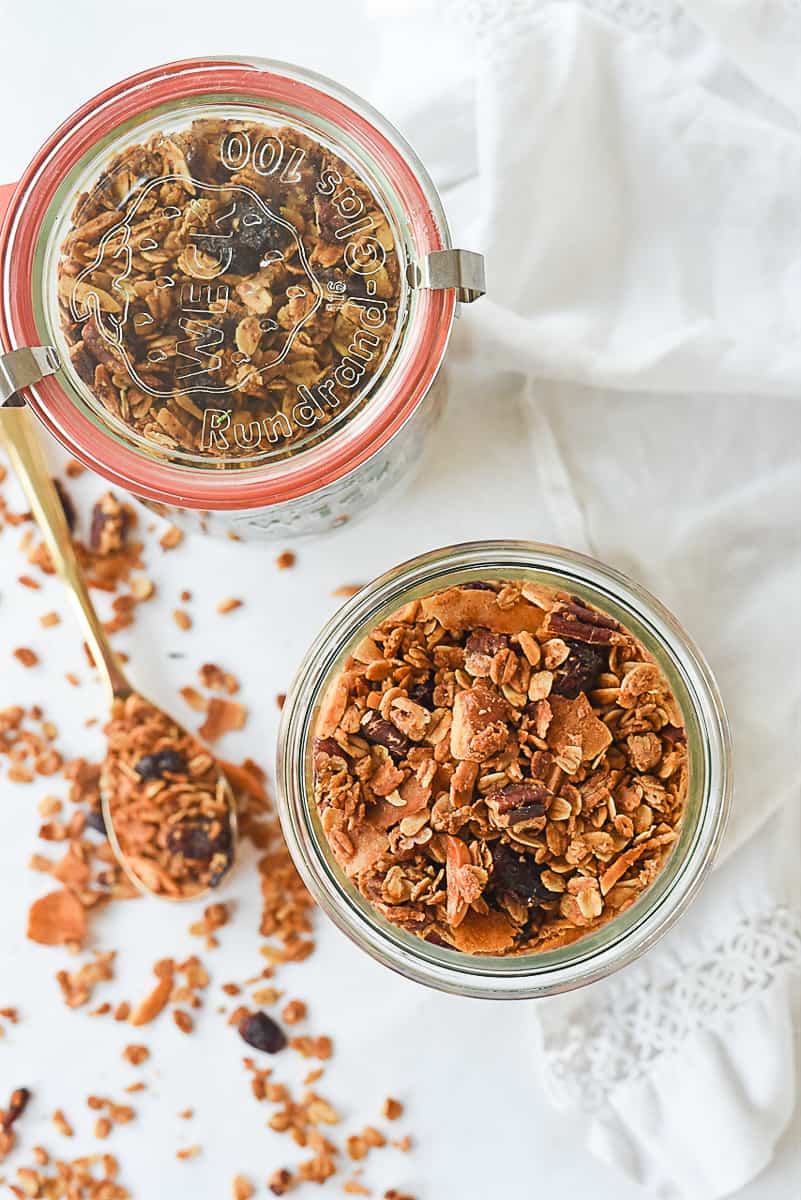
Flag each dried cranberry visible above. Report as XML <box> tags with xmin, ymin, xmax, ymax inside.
<box><xmin>85</xmin><ymin>806</ymin><xmax>107</xmax><ymax>836</ymax></box>
<box><xmin>661</xmin><ymin>724</ymin><xmax>687</xmax><ymax>746</ymax></box>
<box><xmin>551</xmin><ymin>639</ymin><xmax>608</xmax><ymax>700</ymax></box>
<box><xmin>231</xmin><ymin>204</ymin><xmax>290</xmax><ymax>275</ymax></box>
<box><xmin>134</xmin><ymin>749</ymin><xmax>187</xmax><ymax>780</ymax></box>
<box><xmin>361</xmin><ymin>712</ymin><xmax>410</xmax><ymax>762</ymax></box>
<box><xmin>238</xmin><ymin>1011</ymin><xmax>287</xmax><ymax>1054</ymax></box>
<box><xmin>490</xmin><ymin>843</ymin><xmax>560</xmax><ymax>904</ymax></box>
<box><xmin>460</xmin><ymin>581</ymin><xmax>496</xmax><ymax>591</ymax></box>
<box><xmin>166</xmin><ymin>820</ymin><xmax>231</xmax><ymax>863</ymax></box>
<box><xmin>408</xmin><ymin>676</ymin><xmax>436</xmax><ymax>710</ymax></box>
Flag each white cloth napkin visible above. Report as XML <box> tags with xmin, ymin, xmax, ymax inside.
<box><xmin>373</xmin><ymin>1</ymin><xmax>801</xmax><ymax>1196</ymax></box>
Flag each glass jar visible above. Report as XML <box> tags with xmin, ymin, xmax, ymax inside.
<box><xmin>0</xmin><ymin>58</ymin><xmax>484</xmax><ymax>538</ymax></box>
<box><xmin>277</xmin><ymin>541</ymin><xmax>732</xmax><ymax>999</ymax></box>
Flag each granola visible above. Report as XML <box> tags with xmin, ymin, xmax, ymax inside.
<box><xmin>101</xmin><ymin>694</ymin><xmax>235</xmax><ymax>897</ymax></box>
<box><xmin>312</xmin><ymin>579</ymin><xmax>688</xmax><ymax>955</ymax></box>
<box><xmin>57</xmin><ymin>119</ymin><xmax>402</xmax><ymax>464</ymax></box>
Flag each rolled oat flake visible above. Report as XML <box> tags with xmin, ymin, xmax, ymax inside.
<box><xmin>0</xmin><ymin>58</ymin><xmax>484</xmax><ymax>537</ymax></box>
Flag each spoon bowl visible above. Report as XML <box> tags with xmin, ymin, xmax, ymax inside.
<box><xmin>0</xmin><ymin>402</ymin><xmax>238</xmax><ymax>901</ymax></box>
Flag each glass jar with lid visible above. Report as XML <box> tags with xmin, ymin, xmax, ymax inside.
<box><xmin>276</xmin><ymin>540</ymin><xmax>731</xmax><ymax>999</ymax></box>
<box><xmin>0</xmin><ymin>57</ymin><xmax>484</xmax><ymax>538</ymax></box>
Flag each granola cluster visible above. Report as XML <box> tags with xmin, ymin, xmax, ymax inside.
<box><xmin>57</xmin><ymin>119</ymin><xmax>402</xmax><ymax>463</ymax></box>
<box><xmin>101</xmin><ymin>694</ymin><xmax>235</xmax><ymax>898</ymax></box>
<box><xmin>313</xmin><ymin>579</ymin><xmax>688</xmax><ymax>955</ymax></box>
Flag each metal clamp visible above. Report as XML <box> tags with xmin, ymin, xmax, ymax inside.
<box><xmin>409</xmin><ymin>249</ymin><xmax>486</xmax><ymax>304</ymax></box>
<box><xmin>0</xmin><ymin>345</ymin><xmax>60</xmax><ymax>407</ymax></box>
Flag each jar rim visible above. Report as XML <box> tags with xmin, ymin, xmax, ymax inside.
<box><xmin>0</xmin><ymin>56</ymin><xmax>455</xmax><ymax>509</ymax></box>
<box><xmin>276</xmin><ymin>540</ymin><xmax>732</xmax><ymax>999</ymax></box>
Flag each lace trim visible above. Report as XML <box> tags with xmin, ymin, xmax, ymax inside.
<box><xmin>542</xmin><ymin>904</ymin><xmax>801</xmax><ymax>1113</ymax></box>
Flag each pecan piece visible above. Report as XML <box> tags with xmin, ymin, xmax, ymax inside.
<box><xmin>361</xmin><ymin>712</ymin><xmax>410</xmax><ymax>762</ymax></box>
<box><xmin>486</xmin><ymin>782</ymin><xmax>549</xmax><ymax>831</ymax></box>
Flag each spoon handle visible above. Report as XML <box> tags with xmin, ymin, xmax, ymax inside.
<box><xmin>0</xmin><ymin>406</ymin><xmax>132</xmax><ymax>704</ymax></box>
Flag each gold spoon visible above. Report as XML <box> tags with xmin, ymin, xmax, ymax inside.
<box><xmin>0</xmin><ymin>404</ymin><xmax>237</xmax><ymax>901</ymax></box>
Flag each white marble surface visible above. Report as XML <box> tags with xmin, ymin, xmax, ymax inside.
<box><xmin>0</xmin><ymin>3</ymin><xmax>799</xmax><ymax>1198</ymax></box>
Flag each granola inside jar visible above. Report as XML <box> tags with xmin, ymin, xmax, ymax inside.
<box><xmin>56</xmin><ymin>117</ymin><xmax>404</xmax><ymax>466</ymax></box>
<box><xmin>0</xmin><ymin>59</ymin><xmax>483</xmax><ymax>538</ymax></box>
<box><xmin>277</xmin><ymin>543</ymin><xmax>731</xmax><ymax>998</ymax></box>
<box><xmin>311</xmin><ymin>580</ymin><xmax>688</xmax><ymax>957</ymax></box>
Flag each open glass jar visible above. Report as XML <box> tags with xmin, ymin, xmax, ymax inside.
<box><xmin>277</xmin><ymin>541</ymin><xmax>732</xmax><ymax>999</ymax></box>
<box><xmin>0</xmin><ymin>58</ymin><xmax>484</xmax><ymax>538</ymax></box>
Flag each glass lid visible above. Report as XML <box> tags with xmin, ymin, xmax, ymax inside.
<box><xmin>47</xmin><ymin>105</ymin><xmax>409</xmax><ymax>469</ymax></box>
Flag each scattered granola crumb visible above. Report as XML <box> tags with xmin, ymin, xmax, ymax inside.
<box><xmin>382</xmin><ymin>1098</ymin><xmax>403</xmax><ymax>1121</ymax></box>
<box><xmin>176</xmin><ymin>1146</ymin><xmax>201</xmax><ymax>1161</ymax></box>
<box><xmin>344</xmin><ymin>1180</ymin><xmax>371</xmax><ymax>1196</ymax></box>
<box><xmin>252</xmin><ymin>986</ymin><xmax>282</xmax><ymax>1005</ymax></box>
<box><xmin>18</xmin><ymin>574</ymin><xmax>41</xmax><ymax>589</ymax></box>
<box><xmin>268</xmin><ymin>1167</ymin><xmax>294</xmax><ymax>1195</ymax></box>
<box><xmin>94</xmin><ymin>1116</ymin><xmax>112</xmax><ymax>1139</ymax></box>
<box><xmin>332</xmin><ymin>584</ymin><xmax>364</xmax><ymax>598</ymax></box>
<box><xmin>130</xmin><ymin>575</ymin><xmax>155</xmax><ymax>601</ymax></box>
<box><xmin>52</xmin><ymin>1108</ymin><xmax>74</xmax><ymax>1137</ymax></box>
<box><xmin>276</xmin><ymin>693</ymin><xmax>287</xmax><ymax>710</ymax></box>
<box><xmin>66</xmin><ymin>459</ymin><xmax>85</xmax><ymax>478</ymax></box>
<box><xmin>13</xmin><ymin>647</ymin><xmax>38</xmax><ymax>668</ymax></box>
<box><xmin>39</xmin><ymin>611</ymin><xmax>61</xmax><ymax>628</ymax></box>
<box><xmin>180</xmin><ymin>685</ymin><xmax>207</xmax><ymax>713</ymax></box>
<box><xmin>289</xmin><ymin>1034</ymin><xmax>333</xmax><ymax>1060</ymax></box>
<box><xmin>189</xmin><ymin>901</ymin><xmax>230</xmax><ymax>948</ymax></box>
<box><xmin>129</xmin><ymin>961</ymin><xmax>175</xmax><ymax>1027</ymax></box>
<box><xmin>232</xmin><ymin>1174</ymin><xmax>255</xmax><ymax>1200</ymax></box>
<box><xmin>89</xmin><ymin>492</ymin><xmax>130</xmax><ymax>556</ymax></box>
<box><xmin>173</xmin><ymin>1009</ymin><xmax>194</xmax><ymax>1035</ymax></box>
<box><xmin>159</xmin><ymin>525</ymin><xmax>184</xmax><ymax>551</ymax></box>
<box><xmin>281</xmin><ymin>999</ymin><xmax>307</xmax><ymax>1025</ymax></box>
<box><xmin>173</xmin><ymin>608</ymin><xmax>192</xmax><ymax>631</ymax></box>
<box><xmin>275</xmin><ymin>551</ymin><xmax>296</xmax><ymax>570</ymax></box>
<box><xmin>198</xmin><ymin>697</ymin><xmax>247</xmax><ymax>743</ymax></box>
<box><xmin>0</xmin><ymin>1088</ymin><xmax>31</xmax><ymax>1163</ymax></box>
<box><xmin>217</xmin><ymin>597</ymin><xmax>243</xmax><ymax>615</ymax></box>
<box><xmin>56</xmin><ymin>950</ymin><xmax>115</xmax><ymax>1008</ymax></box>
<box><xmin>199</xmin><ymin>663</ymin><xmax>240</xmax><ymax>694</ymax></box>
<box><xmin>27</xmin><ymin>888</ymin><xmax>87</xmax><ymax>947</ymax></box>
<box><xmin>178</xmin><ymin>1109</ymin><xmax>194</xmax><ymax>1120</ymax></box>
<box><xmin>122</xmin><ymin>1045</ymin><xmax>149</xmax><ymax>1066</ymax></box>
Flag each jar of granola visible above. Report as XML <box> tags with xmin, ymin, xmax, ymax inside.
<box><xmin>0</xmin><ymin>58</ymin><xmax>484</xmax><ymax>538</ymax></box>
<box><xmin>277</xmin><ymin>541</ymin><xmax>731</xmax><ymax>999</ymax></box>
